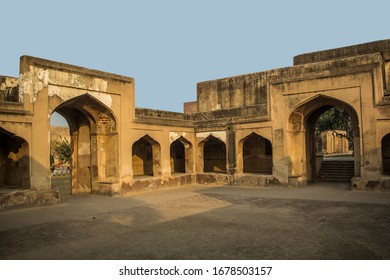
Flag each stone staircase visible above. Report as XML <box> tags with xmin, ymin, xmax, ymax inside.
<box><xmin>317</xmin><ymin>159</ymin><xmax>354</xmax><ymax>183</ymax></box>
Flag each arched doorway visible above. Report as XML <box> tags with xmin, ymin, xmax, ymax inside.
<box><xmin>132</xmin><ymin>135</ymin><xmax>161</xmax><ymax>177</ymax></box>
<box><xmin>382</xmin><ymin>133</ymin><xmax>390</xmax><ymax>175</ymax></box>
<box><xmin>50</xmin><ymin>94</ymin><xmax>118</xmax><ymax>195</ymax></box>
<box><xmin>132</xmin><ymin>138</ymin><xmax>154</xmax><ymax>176</ymax></box>
<box><xmin>242</xmin><ymin>133</ymin><xmax>272</xmax><ymax>174</ymax></box>
<box><xmin>0</xmin><ymin>127</ymin><xmax>29</xmax><ymax>188</ymax></box>
<box><xmin>288</xmin><ymin>96</ymin><xmax>360</xmax><ymax>183</ymax></box>
<box><xmin>203</xmin><ymin>136</ymin><xmax>227</xmax><ymax>173</ymax></box>
<box><xmin>170</xmin><ymin>136</ymin><xmax>193</xmax><ymax>174</ymax></box>
<box><xmin>170</xmin><ymin>139</ymin><xmax>185</xmax><ymax>173</ymax></box>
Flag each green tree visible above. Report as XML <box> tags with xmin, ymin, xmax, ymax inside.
<box><xmin>54</xmin><ymin>139</ymin><xmax>71</xmax><ymax>162</ymax></box>
<box><xmin>316</xmin><ymin>107</ymin><xmax>352</xmax><ymax>140</ymax></box>
<box><xmin>50</xmin><ymin>153</ymin><xmax>54</xmax><ymax>166</ymax></box>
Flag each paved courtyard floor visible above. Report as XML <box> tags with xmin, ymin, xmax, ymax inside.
<box><xmin>1</xmin><ymin>182</ymin><xmax>390</xmax><ymax>259</ymax></box>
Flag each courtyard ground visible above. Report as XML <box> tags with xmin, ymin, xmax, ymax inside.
<box><xmin>0</xmin><ymin>179</ymin><xmax>390</xmax><ymax>260</ymax></box>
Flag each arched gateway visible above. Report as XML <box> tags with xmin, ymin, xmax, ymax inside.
<box><xmin>53</xmin><ymin>94</ymin><xmax>118</xmax><ymax>194</ymax></box>
<box><xmin>1</xmin><ymin>39</ymin><xmax>390</xmax><ymax>208</ymax></box>
<box><xmin>287</xmin><ymin>96</ymin><xmax>360</xmax><ymax>183</ymax></box>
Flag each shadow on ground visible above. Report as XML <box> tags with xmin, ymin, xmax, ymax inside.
<box><xmin>1</xmin><ymin>183</ymin><xmax>390</xmax><ymax>259</ymax></box>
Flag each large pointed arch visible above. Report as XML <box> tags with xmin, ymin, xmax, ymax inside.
<box><xmin>51</xmin><ymin>93</ymin><xmax>119</xmax><ymax>194</ymax></box>
<box><xmin>287</xmin><ymin>95</ymin><xmax>360</xmax><ymax>183</ymax></box>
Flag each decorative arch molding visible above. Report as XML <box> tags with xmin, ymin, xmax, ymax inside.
<box><xmin>48</xmin><ymin>84</ymin><xmax>115</xmax><ymax>117</ymax></box>
<box><xmin>288</xmin><ymin>94</ymin><xmax>360</xmax><ymax>132</ymax></box>
<box><xmin>288</xmin><ymin>108</ymin><xmax>304</xmax><ymax>131</ymax></box>
<box><xmin>196</xmin><ymin>131</ymin><xmax>226</xmax><ymax>144</ymax></box>
<box><xmin>53</xmin><ymin>93</ymin><xmax>117</xmax><ymax>134</ymax></box>
<box><xmin>169</xmin><ymin>132</ymin><xmax>193</xmax><ymax>145</ymax></box>
<box><xmin>239</xmin><ymin>131</ymin><xmax>273</xmax><ymax>144</ymax></box>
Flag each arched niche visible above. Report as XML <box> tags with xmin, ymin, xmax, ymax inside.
<box><xmin>382</xmin><ymin>133</ymin><xmax>390</xmax><ymax>175</ymax></box>
<box><xmin>202</xmin><ymin>135</ymin><xmax>227</xmax><ymax>173</ymax></box>
<box><xmin>170</xmin><ymin>136</ymin><xmax>193</xmax><ymax>174</ymax></box>
<box><xmin>132</xmin><ymin>134</ymin><xmax>161</xmax><ymax>177</ymax></box>
<box><xmin>0</xmin><ymin>127</ymin><xmax>30</xmax><ymax>188</ymax></box>
<box><xmin>241</xmin><ymin>133</ymin><xmax>272</xmax><ymax>174</ymax></box>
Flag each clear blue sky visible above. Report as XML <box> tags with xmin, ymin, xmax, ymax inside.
<box><xmin>1</xmin><ymin>0</ymin><xmax>389</xmax><ymax>126</ymax></box>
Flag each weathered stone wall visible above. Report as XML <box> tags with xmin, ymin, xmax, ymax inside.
<box><xmin>0</xmin><ymin>76</ymin><xmax>20</xmax><ymax>102</ymax></box>
<box><xmin>194</xmin><ymin>40</ymin><xmax>390</xmax><ymax>188</ymax></box>
<box><xmin>183</xmin><ymin>101</ymin><xmax>197</xmax><ymax>114</ymax></box>
<box><xmin>197</xmin><ymin>73</ymin><xmax>268</xmax><ymax>113</ymax></box>
<box><xmin>294</xmin><ymin>39</ymin><xmax>390</xmax><ymax>65</ymax></box>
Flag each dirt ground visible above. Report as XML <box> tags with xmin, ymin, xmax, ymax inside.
<box><xmin>1</xmin><ymin>181</ymin><xmax>390</xmax><ymax>260</ymax></box>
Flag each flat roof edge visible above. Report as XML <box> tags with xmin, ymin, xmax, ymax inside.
<box><xmin>20</xmin><ymin>55</ymin><xmax>134</xmax><ymax>83</ymax></box>
<box><xmin>293</xmin><ymin>39</ymin><xmax>390</xmax><ymax>65</ymax></box>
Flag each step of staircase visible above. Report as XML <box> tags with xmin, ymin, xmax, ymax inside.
<box><xmin>317</xmin><ymin>160</ymin><xmax>354</xmax><ymax>182</ymax></box>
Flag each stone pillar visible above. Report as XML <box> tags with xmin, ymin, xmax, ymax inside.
<box><xmin>353</xmin><ymin>125</ymin><xmax>361</xmax><ymax>177</ymax></box>
<box><xmin>30</xmin><ymin>87</ymin><xmax>51</xmax><ymax>191</ymax></box>
<box><xmin>226</xmin><ymin>120</ymin><xmax>236</xmax><ymax>184</ymax></box>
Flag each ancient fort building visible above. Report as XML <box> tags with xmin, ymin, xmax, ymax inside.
<box><xmin>1</xmin><ymin>39</ymin><xmax>390</xmax><ymax>207</ymax></box>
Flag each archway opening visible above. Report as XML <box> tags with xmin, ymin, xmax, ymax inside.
<box><xmin>382</xmin><ymin>133</ymin><xmax>390</xmax><ymax>175</ymax></box>
<box><xmin>288</xmin><ymin>96</ymin><xmax>360</xmax><ymax>184</ymax></box>
<box><xmin>0</xmin><ymin>127</ymin><xmax>29</xmax><ymax>189</ymax></box>
<box><xmin>243</xmin><ymin>133</ymin><xmax>272</xmax><ymax>174</ymax></box>
<box><xmin>315</xmin><ymin>107</ymin><xmax>352</xmax><ymax>156</ymax></box>
<box><xmin>306</xmin><ymin>103</ymin><xmax>358</xmax><ymax>183</ymax></box>
<box><xmin>50</xmin><ymin>112</ymin><xmax>71</xmax><ymax>199</ymax></box>
<box><xmin>170</xmin><ymin>139</ymin><xmax>185</xmax><ymax>173</ymax></box>
<box><xmin>203</xmin><ymin>136</ymin><xmax>227</xmax><ymax>173</ymax></box>
<box><xmin>50</xmin><ymin>94</ymin><xmax>118</xmax><ymax>196</ymax></box>
<box><xmin>132</xmin><ymin>138</ymin><xmax>154</xmax><ymax>176</ymax></box>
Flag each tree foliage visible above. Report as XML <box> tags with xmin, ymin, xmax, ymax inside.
<box><xmin>316</xmin><ymin>107</ymin><xmax>352</xmax><ymax>139</ymax></box>
<box><xmin>54</xmin><ymin>139</ymin><xmax>71</xmax><ymax>163</ymax></box>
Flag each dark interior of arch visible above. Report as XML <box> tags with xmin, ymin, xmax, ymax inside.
<box><xmin>382</xmin><ymin>133</ymin><xmax>390</xmax><ymax>175</ymax></box>
<box><xmin>132</xmin><ymin>138</ymin><xmax>153</xmax><ymax>176</ymax></box>
<box><xmin>0</xmin><ymin>127</ymin><xmax>30</xmax><ymax>188</ymax></box>
<box><xmin>170</xmin><ymin>139</ymin><xmax>185</xmax><ymax>173</ymax></box>
<box><xmin>243</xmin><ymin>133</ymin><xmax>272</xmax><ymax>174</ymax></box>
<box><xmin>203</xmin><ymin>136</ymin><xmax>226</xmax><ymax>173</ymax></box>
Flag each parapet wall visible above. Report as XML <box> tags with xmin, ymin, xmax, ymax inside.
<box><xmin>196</xmin><ymin>40</ymin><xmax>390</xmax><ymax>123</ymax></box>
<box><xmin>135</xmin><ymin>107</ymin><xmax>187</xmax><ymax>120</ymax></box>
<box><xmin>293</xmin><ymin>39</ymin><xmax>390</xmax><ymax>65</ymax></box>
<box><xmin>197</xmin><ymin>72</ymin><xmax>268</xmax><ymax>113</ymax></box>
